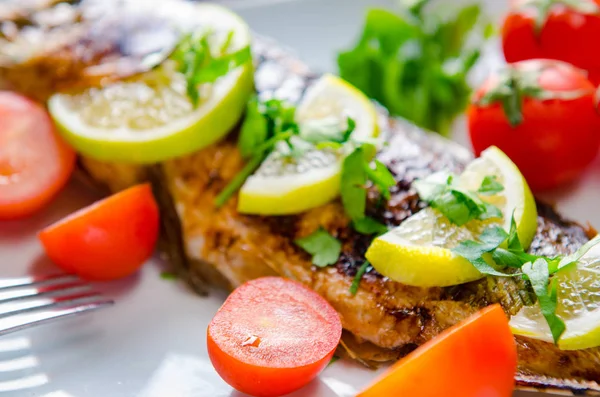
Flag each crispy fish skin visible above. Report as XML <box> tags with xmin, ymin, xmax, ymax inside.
<box><xmin>4</xmin><ymin>1</ymin><xmax>600</xmax><ymax>393</ymax></box>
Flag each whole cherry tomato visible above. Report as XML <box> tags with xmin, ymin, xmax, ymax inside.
<box><xmin>502</xmin><ymin>0</ymin><xmax>600</xmax><ymax>84</ymax></box>
<box><xmin>468</xmin><ymin>60</ymin><xmax>600</xmax><ymax>191</ymax></box>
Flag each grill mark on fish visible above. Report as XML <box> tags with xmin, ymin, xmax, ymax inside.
<box><xmin>4</xmin><ymin>1</ymin><xmax>600</xmax><ymax>394</ymax></box>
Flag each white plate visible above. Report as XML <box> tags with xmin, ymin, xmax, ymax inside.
<box><xmin>1</xmin><ymin>0</ymin><xmax>599</xmax><ymax>396</ymax></box>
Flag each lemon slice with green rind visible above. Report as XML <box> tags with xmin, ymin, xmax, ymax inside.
<box><xmin>365</xmin><ymin>146</ymin><xmax>538</xmax><ymax>287</ymax></box>
<box><xmin>237</xmin><ymin>74</ymin><xmax>378</xmax><ymax>215</ymax></box>
<box><xmin>48</xmin><ymin>4</ymin><xmax>253</xmax><ymax>164</ymax></box>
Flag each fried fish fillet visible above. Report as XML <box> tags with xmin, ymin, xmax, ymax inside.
<box><xmin>3</xmin><ymin>0</ymin><xmax>600</xmax><ymax>394</ymax></box>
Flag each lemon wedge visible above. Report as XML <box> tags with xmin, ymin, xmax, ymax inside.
<box><xmin>237</xmin><ymin>74</ymin><xmax>378</xmax><ymax>215</ymax></box>
<box><xmin>366</xmin><ymin>146</ymin><xmax>537</xmax><ymax>287</ymax></box>
<box><xmin>48</xmin><ymin>4</ymin><xmax>253</xmax><ymax>164</ymax></box>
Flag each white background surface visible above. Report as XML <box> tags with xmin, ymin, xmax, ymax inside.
<box><xmin>1</xmin><ymin>0</ymin><xmax>598</xmax><ymax>396</ymax></box>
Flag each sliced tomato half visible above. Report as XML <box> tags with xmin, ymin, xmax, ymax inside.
<box><xmin>207</xmin><ymin>277</ymin><xmax>342</xmax><ymax>397</ymax></box>
<box><xmin>0</xmin><ymin>92</ymin><xmax>75</xmax><ymax>220</ymax></box>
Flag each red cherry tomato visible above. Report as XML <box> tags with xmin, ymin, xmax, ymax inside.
<box><xmin>39</xmin><ymin>184</ymin><xmax>159</xmax><ymax>281</ymax></box>
<box><xmin>207</xmin><ymin>277</ymin><xmax>342</xmax><ymax>397</ymax></box>
<box><xmin>358</xmin><ymin>305</ymin><xmax>517</xmax><ymax>397</ymax></box>
<box><xmin>0</xmin><ymin>92</ymin><xmax>75</xmax><ymax>220</ymax></box>
<box><xmin>468</xmin><ymin>60</ymin><xmax>600</xmax><ymax>191</ymax></box>
<box><xmin>503</xmin><ymin>0</ymin><xmax>600</xmax><ymax>84</ymax></box>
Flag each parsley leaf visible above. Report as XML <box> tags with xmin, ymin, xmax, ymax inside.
<box><xmin>478</xmin><ymin>176</ymin><xmax>504</xmax><ymax>195</ymax></box>
<box><xmin>341</xmin><ymin>146</ymin><xmax>369</xmax><ymax>220</ymax></box>
<box><xmin>350</xmin><ymin>260</ymin><xmax>371</xmax><ymax>295</ymax></box>
<box><xmin>414</xmin><ymin>173</ymin><xmax>504</xmax><ymax>226</ymax></box>
<box><xmin>295</xmin><ymin>228</ymin><xmax>342</xmax><ymax>267</ymax></box>
<box><xmin>172</xmin><ymin>31</ymin><xmax>251</xmax><ymax>107</ymax></box>
<box><xmin>364</xmin><ymin>160</ymin><xmax>396</xmax><ymax>200</ymax></box>
<box><xmin>522</xmin><ymin>259</ymin><xmax>566</xmax><ymax>343</ymax></box>
<box><xmin>238</xmin><ymin>97</ymin><xmax>269</xmax><ymax>158</ymax></box>
<box><xmin>451</xmin><ymin>226</ymin><xmax>511</xmax><ymax>277</ymax></box>
<box><xmin>352</xmin><ymin>217</ymin><xmax>388</xmax><ymax>235</ymax></box>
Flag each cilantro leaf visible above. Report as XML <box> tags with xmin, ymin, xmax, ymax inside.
<box><xmin>478</xmin><ymin>176</ymin><xmax>504</xmax><ymax>195</ymax></box>
<box><xmin>352</xmin><ymin>217</ymin><xmax>388</xmax><ymax>235</ymax></box>
<box><xmin>522</xmin><ymin>259</ymin><xmax>566</xmax><ymax>343</ymax></box>
<box><xmin>350</xmin><ymin>260</ymin><xmax>371</xmax><ymax>295</ymax></box>
<box><xmin>295</xmin><ymin>228</ymin><xmax>342</xmax><ymax>267</ymax></box>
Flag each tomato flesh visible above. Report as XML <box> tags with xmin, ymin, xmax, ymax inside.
<box><xmin>0</xmin><ymin>92</ymin><xmax>75</xmax><ymax>220</ymax></box>
<box><xmin>468</xmin><ymin>60</ymin><xmax>600</xmax><ymax>191</ymax></box>
<box><xmin>39</xmin><ymin>184</ymin><xmax>159</xmax><ymax>281</ymax></box>
<box><xmin>207</xmin><ymin>277</ymin><xmax>342</xmax><ymax>397</ymax></box>
<box><xmin>358</xmin><ymin>305</ymin><xmax>517</xmax><ymax>397</ymax></box>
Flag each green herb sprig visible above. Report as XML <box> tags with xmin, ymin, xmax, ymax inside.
<box><xmin>338</xmin><ymin>0</ymin><xmax>490</xmax><ymax>136</ymax></box>
<box><xmin>172</xmin><ymin>31</ymin><xmax>251</xmax><ymax>107</ymax></box>
<box><xmin>452</xmin><ymin>214</ymin><xmax>600</xmax><ymax>343</ymax></box>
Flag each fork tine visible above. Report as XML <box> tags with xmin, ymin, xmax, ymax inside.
<box><xmin>0</xmin><ymin>300</ymin><xmax>114</xmax><ymax>336</ymax></box>
<box><xmin>0</xmin><ymin>293</ymin><xmax>103</xmax><ymax>318</ymax></box>
<box><xmin>0</xmin><ymin>274</ymin><xmax>80</xmax><ymax>290</ymax></box>
<box><xmin>0</xmin><ymin>283</ymin><xmax>93</xmax><ymax>304</ymax></box>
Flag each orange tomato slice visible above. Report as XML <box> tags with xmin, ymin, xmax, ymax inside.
<box><xmin>358</xmin><ymin>304</ymin><xmax>517</xmax><ymax>397</ymax></box>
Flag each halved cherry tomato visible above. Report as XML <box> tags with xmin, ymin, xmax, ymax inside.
<box><xmin>502</xmin><ymin>0</ymin><xmax>600</xmax><ymax>84</ymax></box>
<box><xmin>39</xmin><ymin>184</ymin><xmax>159</xmax><ymax>281</ymax></box>
<box><xmin>207</xmin><ymin>277</ymin><xmax>342</xmax><ymax>397</ymax></box>
<box><xmin>357</xmin><ymin>304</ymin><xmax>517</xmax><ymax>397</ymax></box>
<box><xmin>468</xmin><ymin>60</ymin><xmax>600</xmax><ymax>191</ymax></box>
<box><xmin>0</xmin><ymin>92</ymin><xmax>75</xmax><ymax>220</ymax></box>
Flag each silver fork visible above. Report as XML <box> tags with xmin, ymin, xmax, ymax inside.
<box><xmin>0</xmin><ymin>274</ymin><xmax>114</xmax><ymax>336</ymax></box>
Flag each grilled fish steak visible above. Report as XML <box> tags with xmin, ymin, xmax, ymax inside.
<box><xmin>3</xmin><ymin>1</ymin><xmax>600</xmax><ymax>394</ymax></box>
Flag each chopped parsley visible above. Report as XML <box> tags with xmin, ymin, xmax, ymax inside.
<box><xmin>413</xmin><ymin>172</ymin><xmax>503</xmax><ymax>226</ymax></box>
<box><xmin>215</xmin><ymin>97</ymin><xmax>300</xmax><ymax>207</ymax></box>
<box><xmin>452</xmin><ymin>213</ymin><xmax>600</xmax><ymax>343</ymax></box>
<box><xmin>172</xmin><ymin>30</ymin><xmax>251</xmax><ymax>107</ymax></box>
<box><xmin>294</xmin><ymin>228</ymin><xmax>342</xmax><ymax>268</ymax></box>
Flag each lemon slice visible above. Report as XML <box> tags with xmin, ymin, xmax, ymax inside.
<box><xmin>365</xmin><ymin>146</ymin><xmax>537</xmax><ymax>287</ymax></box>
<box><xmin>237</xmin><ymin>74</ymin><xmax>378</xmax><ymax>215</ymax></box>
<box><xmin>510</xmin><ymin>240</ymin><xmax>600</xmax><ymax>350</ymax></box>
<box><xmin>47</xmin><ymin>4</ymin><xmax>253</xmax><ymax>164</ymax></box>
